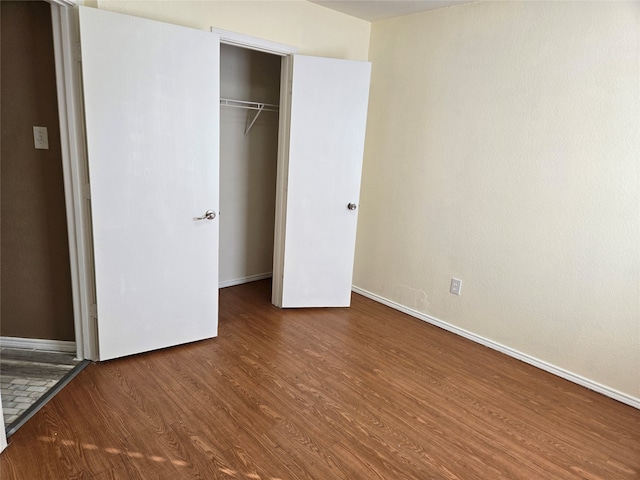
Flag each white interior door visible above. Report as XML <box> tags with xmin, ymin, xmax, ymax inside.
<box><xmin>79</xmin><ymin>7</ymin><xmax>220</xmax><ymax>360</ymax></box>
<box><xmin>280</xmin><ymin>55</ymin><xmax>371</xmax><ymax>307</ymax></box>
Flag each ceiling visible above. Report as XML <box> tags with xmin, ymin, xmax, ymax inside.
<box><xmin>308</xmin><ymin>0</ymin><xmax>474</xmax><ymax>22</ymax></box>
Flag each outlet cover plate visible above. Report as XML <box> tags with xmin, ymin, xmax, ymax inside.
<box><xmin>450</xmin><ymin>278</ymin><xmax>462</xmax><ymax>295</ymax></box>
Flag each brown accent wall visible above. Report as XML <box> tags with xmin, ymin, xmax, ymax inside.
<box><xmin>1</xmin><ymin>1</ymin><xmax>75</xmax><ymax>341</ymax></box>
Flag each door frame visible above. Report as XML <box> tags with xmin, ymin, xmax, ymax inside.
<box><xmin>211</xmin><ymin>28</ymin><xmax>297</xmax><ymax>308</ymax></box>
<box><xmin>49</xmin><ymin>0</ymin><xmax>98</xmax><ymax>361</ymax></box>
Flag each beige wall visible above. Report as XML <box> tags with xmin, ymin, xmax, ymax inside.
<box><xmin>355</xmin><ymin>1</ymin><xmax>640</xmax><ymax>400</ymax></box>
<box><xmin>95</xmin><ymin>0</ymin><xmax>371</xmax><ymax>61</ymax></box>
<box><xmin>1</xmin><ymin>1</ymin><xmax>75</xmax><ymax>341</ymax></box>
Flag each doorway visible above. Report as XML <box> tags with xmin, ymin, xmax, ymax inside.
<box><xmin>219</xmin><ymin>44</ymin><xmax>281</xmax><ymax>294</ymax></box>
<box><xmin>0</xmin><ymin>0</ymin><xmax>87</xmax><ymax>435</ymax></box>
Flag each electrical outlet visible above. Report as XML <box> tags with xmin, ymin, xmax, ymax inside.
<box><xmin>450</xmin><ymin>278</ymin><xmax>462</xmax><ymax>295</ymax></box>
<box><xmin>33</xmin><ymin>126</ymin><xmax>49</xmax><ymax>150</ymax></box>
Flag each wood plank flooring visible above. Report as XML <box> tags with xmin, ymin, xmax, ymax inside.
<box><xmin>1</xmin><ymin>280</ymin><xmax>638</xmax><ymax>479</ymax></box>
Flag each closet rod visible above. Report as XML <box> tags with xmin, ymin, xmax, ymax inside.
<box><xmin>220</xmin><ymin>98</ymin><xmax>279</xmax><ymax>136</ymax></box>
<box><xmin>220</xmin><ymin>98</ymin><xmax>279</xmax><ymax>112</ymax></box>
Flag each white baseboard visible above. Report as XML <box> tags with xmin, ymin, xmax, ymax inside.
<box><xmin>352</xmin><ymin>286</ymin><xmax>640</xmax><ymax>410</ymax></box>
<box><xmin>0</xmin><ymin>336</ymin><xmax>77</xmax><ymax>354</ymax></box>
<box><xmin>219</xmin><ymin>272</ymin><xmax>272</xmax><ymax>289</ymax></box>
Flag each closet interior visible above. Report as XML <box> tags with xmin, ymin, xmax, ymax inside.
<box><xmin>219</xmin><ymin>44</ymin><xmax>281</xmax><ymax>291</ymax></box>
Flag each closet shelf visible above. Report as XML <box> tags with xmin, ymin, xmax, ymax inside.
<box><xmin>220</xmin><ymin>98</ymin><xmax>279</xmax><ymax>112</ymax></box>
<box><xmin>220</xmin><ymin>98</ymin><xmax>279</xmax><ymax>136</ymax></box>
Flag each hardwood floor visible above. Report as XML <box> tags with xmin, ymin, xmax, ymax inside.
<box><xmin>1</xmin><ymin>280</ymin><xmax>638</xmax><ymax>479</ymax></box>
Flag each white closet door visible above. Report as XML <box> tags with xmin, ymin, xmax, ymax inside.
<box><xmin>79</xmin><ymin>7</ymin><xmax>220</xmax><ymax>360</ymax></box>
<box><xmin>281</xmin><ymin>55</ymin><xmax>371</xmax><ymax>307</ymax></box>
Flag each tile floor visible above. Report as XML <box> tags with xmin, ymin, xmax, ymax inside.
<box><xmin>1</xmin><ymin>348</ymin><xmax>80</xmax><ymax>427</ymax></box>
<box><xmin>1</xmin><ymin>377</ymin><xmax>60</xmax><ymax>425</ymax></box>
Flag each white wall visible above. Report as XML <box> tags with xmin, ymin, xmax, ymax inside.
<box><xmin>94</xmin><ymin>0</ymin><xmax>370</xmax><ymax>61</ymax></box>
<box><xmin>219</xmin><ymin>45</ymin><xmax>279</xmax><ymax>285</ymax></box>
<box><xmin>355</xmin><ymin>1</ymin><xmax>640</xmax><ymax>401</ymax></box>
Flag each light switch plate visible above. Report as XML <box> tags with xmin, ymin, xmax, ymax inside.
<box><xmin>33</xmin><ymin>126</ymin><xmax>49</xmax><ymax>150</ymax></box>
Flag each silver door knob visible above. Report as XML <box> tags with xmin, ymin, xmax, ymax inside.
<box><xmin>347</xmin><ymin>203</ymin><xmax>357</xmax><ymax>211</ymax></box>
<box><xmin>196</xmin><ymin>210</ymin><xmax>216</xmax><ymax>220</ymax></box>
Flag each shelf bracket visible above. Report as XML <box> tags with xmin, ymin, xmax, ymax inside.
<box><xmin>244</xmin><ymin>104</ymin><xmax>265</xmax><ymax>136</ymax></box>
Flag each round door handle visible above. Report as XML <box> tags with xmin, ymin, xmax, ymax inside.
<box><xmin>196</xmin><ymin>209</ymin><xmax>216</xmax><ymax>220</ymax></box>
<box><xmin>347</xmin><ymin>203</ymin><xmax>357</xmax><ymax>211</ymax></box>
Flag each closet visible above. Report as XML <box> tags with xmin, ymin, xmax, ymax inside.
<box><xmin>219</xmin><ymin>45</ymin><xmax>281</xmax><ymax>290</ymax></box>
<box><xmin>73</xmin><ymin>7</ymin><xmax>372</xmax><ymax>361</ymax></box>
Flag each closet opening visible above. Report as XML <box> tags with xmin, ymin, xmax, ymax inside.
<box><xmin>218</xmin><ymin>44</ymin><xmax>282</xmax><ymax>299</ymax></box>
